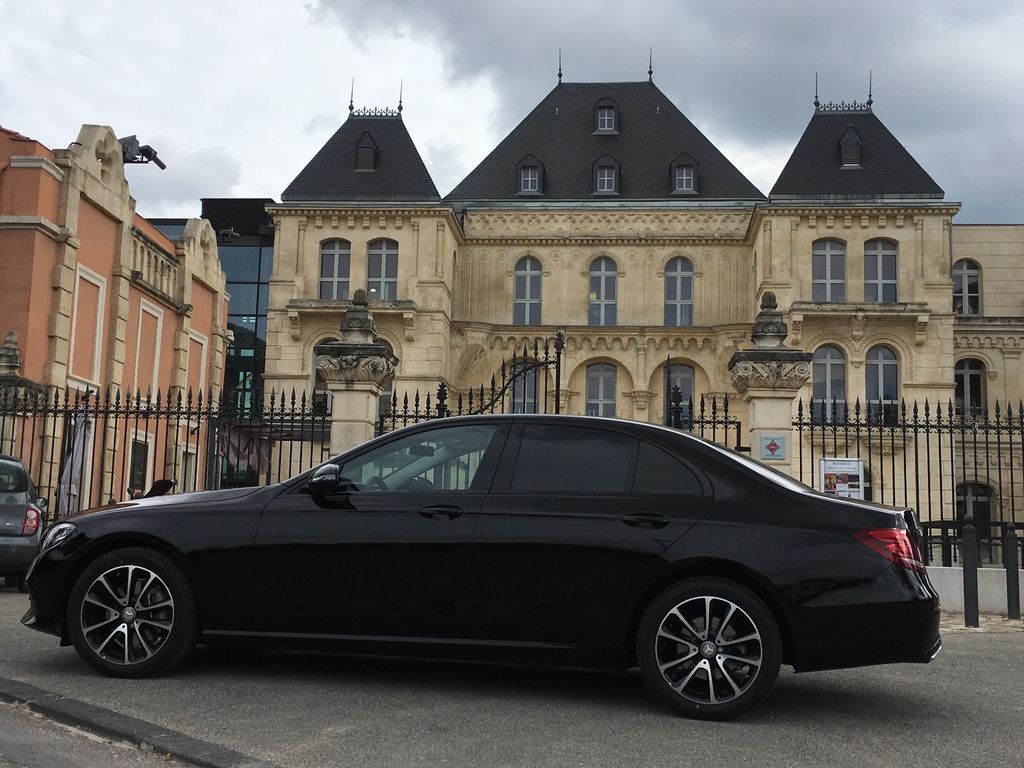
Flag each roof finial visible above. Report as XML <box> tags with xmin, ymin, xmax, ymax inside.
<box><xmin>397</xmin><ymin>78</ymin><xmax>403</xmax><ymax>113</ymax></box>
<box><xmin>813</xmin><ymin>72</ymin><xmax>820</xmax><ymax>109</ymax></box>
<box><xmin>557</xmin><ymin>49</ymin><xmax>562</xmax><ymax>83</ymax></box>
<box><xmin>648</xmin><ymin>47</ymin><xmax>654</xmax><ymax>82</ymax></box>
<box><xmin>349</xmin><ymin>79</ymin><xmax>354</xmax><ymax>113</ymax></box>
<box><xmin>866</xmin><ymin>70</ymin><xmax>873</xmax><ymax>108</ymax></box>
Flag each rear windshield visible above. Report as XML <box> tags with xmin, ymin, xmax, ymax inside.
<box><xmin>0</xmin><ymin>460</ymin><xmax>29</xmax><ymax>493</ymax></box>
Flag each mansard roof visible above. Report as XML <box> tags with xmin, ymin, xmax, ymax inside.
<box><xmin>282</xmin><ymin>109</ymin><xmax>440</xmax><ymax>204</ymax></box>
<box><xmin>446</xmin><ymin>81</ymin><xmax>765</xmax><ymax>203</ymax></box>
<box><xmin>770</xmin><ymin>104</ymin><xmax>944</xmax><ymax>200</ymax></box>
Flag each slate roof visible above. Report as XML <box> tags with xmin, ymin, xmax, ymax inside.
<box><xmin>282</xmin><ymin>113</ymin><xmax>440</xmax><ymax>203</ymax></box>
<box><xmin>771</xmin><ymin>108</ymin><xmax>943</xmax><ymax>199</ymax></box>
<box><xmin>445</xmin><ymin>81</ymin><xmax>764</xmax><ymax>203</ymax></box>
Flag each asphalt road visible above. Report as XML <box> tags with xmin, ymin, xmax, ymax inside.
<box><xmin>1</xmin><ymin>586</ymin><xmax>1022</xmax><ymax>768</ymax></box>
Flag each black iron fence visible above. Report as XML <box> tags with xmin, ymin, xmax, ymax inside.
<box><xmin>663</xmin><ymin>359</ymin><xmax>745</xmax><ymax>451</ymax></box>
<box><xmin>377</xmin><ymin>333</ymin><xmax>565</xmax><ymax>434</ymax></box>
<box><xmin>793</xmin><ymin>397</ymin><xmax>1024</xmax><ymax>567</ymax></box>
<box><xmin>0</xmin><ymin>386</ymin><xmax>329</xmax><ymax>522</ymax></box>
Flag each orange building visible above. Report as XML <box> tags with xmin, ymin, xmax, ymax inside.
<box><xmin>0</xmin><ymin>124</ymin><xmax>229</xmax><ymax>511</ymax></box>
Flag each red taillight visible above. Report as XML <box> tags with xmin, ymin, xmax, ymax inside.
<box><xmin>854</xmin><ymin>528</ymin><xmax>925</xmax><ymax>573</ymax></box>
<box><xmin>22</xmin><ymin>505</ymin><xmax>40</xmax><ymax>536</ymax></box>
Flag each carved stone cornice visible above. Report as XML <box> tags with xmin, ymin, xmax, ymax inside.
<box><xmin>314</xmin><ymin>353</ymin><xmax>395</xmax><ymax>385</ymax></box>
<box><xmin>954</xmin><ymin>334</ymin><xmax>1024</xmax><ymax>350</ymax></box>
<box><xmin>463</xmin><ymin>210</ymin><xmax>751</xmax><ymax>241</ymax></box>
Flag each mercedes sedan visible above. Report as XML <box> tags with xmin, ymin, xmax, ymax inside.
<box><xmin>23</xmin><ymin>415</ymin><xmax>941</xmax><ymax>720</ymax></box>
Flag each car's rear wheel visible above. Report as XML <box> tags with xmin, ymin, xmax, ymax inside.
<box><xmin>638</xmin><ymin>577</ymin><xmax>781</xmax><ymax>720</ymax></box>
<box><xmin>66</xmin><ymin>548</ymin><xmax>197</xmax><ymax>678</ymax></box>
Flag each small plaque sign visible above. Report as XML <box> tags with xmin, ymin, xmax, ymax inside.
<box><xmin>759</xmin><ymin>434</ymin><xmax>787</xmax><ymax>461</ymax></box>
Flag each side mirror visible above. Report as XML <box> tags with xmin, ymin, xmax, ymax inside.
<box><xmin>308</xmin><ymin>464</ymin><xmax>342</xmax><ymax>495</ymax></box>
<box><xmin>35</xmin><ymin>498</ymin><xmax>48</xmax><ymax>510</ymax></box>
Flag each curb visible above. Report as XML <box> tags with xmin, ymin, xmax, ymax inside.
<box><xmin>0</xmin><ymin>676</ymin><xmax>280</xmax><ymax>768</ymax></box>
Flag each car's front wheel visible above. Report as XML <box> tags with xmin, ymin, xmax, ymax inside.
<box><xmin>66</xmin><ymin>547</ymin><xmax>198</xmax><ymax>678</ymax></box>
<box><xmin>637</xmin><ymin>577</ymin><xmax>781</xmax><ymax>720</ymax></box>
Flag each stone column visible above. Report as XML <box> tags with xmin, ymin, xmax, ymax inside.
<box><xmin>728</xmin><ymin>293</ymin><xmax>812</xmax><ymax>468</ymax></box>
<box><xmin>314</xmin><ymin>290</ymin><xmax>397</xmax><ymax>455</ymax></box>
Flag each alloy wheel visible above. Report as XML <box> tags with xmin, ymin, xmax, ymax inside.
<box><xmin>654</xmin><ymin>595</ymin><xmax>763</xmax><ymax>705</ymax></box>
<box><xmin>79</xmin><ymin>565</ymin><xmax>175</xmax><ymax>666</ymax></box>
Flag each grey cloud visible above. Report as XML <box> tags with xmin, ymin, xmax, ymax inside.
<box><xmin>312</xmin><ymin>0</ymin><xmax>1023</xmax><ymax>222</ymax></box>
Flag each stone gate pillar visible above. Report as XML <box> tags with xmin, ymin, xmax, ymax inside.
<box><xmin>314</xmin><ymin>290</ymin><xmax>397</xmax><ymax>455</ymax></box>
<box><xmin>728</xmin><ymin>293</ymin><xmax>812</xmax><ymax>469</ymax></box>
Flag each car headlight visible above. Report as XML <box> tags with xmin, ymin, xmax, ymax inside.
<box><xmin>39</xmin><ymin>523</ymin><xmax>76</xmax><ymax>552</ymax></box>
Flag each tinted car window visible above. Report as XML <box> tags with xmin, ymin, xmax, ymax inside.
<box><xmin>341</xmin><ymin>424</ymin><xmax>497</xmax><ymax>492</ymax></box>
<box><xmin>633</xmin><ymin>442</ymin><xmax>703</xmax><ymax>496</ymax></box>
<box><xmin>0</xmin><ymin>460</ymin><xmax>28</xmax><ymax>493</ymax></box>
<box><xmin>511</xmin><ymin>424</ymin><xmax>635</xmax><ymax>494</ymax></box>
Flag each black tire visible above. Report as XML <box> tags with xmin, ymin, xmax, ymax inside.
<box><xmin>637</xmin><ymin>577</ymin><xmax>781</xmax><ymax>720</ymax></box>
<box><xmin>66</xmin><ymin>547</ymin><xmax>198</xmax><ymax>678</ymax></box>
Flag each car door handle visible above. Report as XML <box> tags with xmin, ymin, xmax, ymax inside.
<box><xmin>621</xmin><ymin>512</ymin><xmax>670</xmax><ymax>529</ymax></box>
<box><xmin>418</xmin><ymin>505</ymin><xmax>464</xmax><ymax>520</ymax></box>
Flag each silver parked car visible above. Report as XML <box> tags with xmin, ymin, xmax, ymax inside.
<box><xmin>0</xmin><ymin>455</ymin><xmax>46</xmax><ymax>592</ymax></box>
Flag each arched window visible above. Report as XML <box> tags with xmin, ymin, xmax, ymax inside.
<box><xmin>511</xmin><ymin>365</ymin><xmax>538</xmax><ymax>414</ymax></box>
<box><xmin>585</xmin><ymin>363</ymin><xmax>616</xmax><ymax>417</ymax></box>
<box><xmin>588</xmin><ymin>256</ymin><xmax>617</xmax><ymax>326</ymax></box>
<box><xmin>864</xmin><ymin>239</ymin><xmax>898</xmax><ymax>303</ymax></box>
<box><xmin>312</xmin><ymin>337</ymin><xmax>339</xmax><ymax>415</ymax></box>
<box><xmin>865</xmin><ymin>346</ymin><xmax>899</xmax><ymax>424</ymax></box>
<box><xmin>812</xmin><ymin>239</ymin><xmax>845</xmax><ymax>302</ymax></box>
<box><xmin>812</xmin><ymin>345</ymin><xmax>847</xmax><ymax>422</ymax></box>
<box><xmin>955</xmin><ymin>358</ymin><xmax>986</xmax><ymax>417</ymax></box>
<box><xmin>367</xmin><ymin>239</ymin><xmax>398</xmax><ymax>301</ymax></box>
<box><xmin>513</xmin><ymin>256</ymin><xmax>542</xmax><ymax>325</ymax></box>
<box><xmin>664</xmin><ymin>257</ymin><xmax>694</xmax><ymax>326</ymax></box>
<box><xmin>319</xmin><ymin>240</ymin><xmax>350</xmax><ymax>300</ymax></box>
<box><xmin>952</xmin><ymin>259</ymin><xmax>981</xmax><ymax>316</ymax></box>
<box><xmin>664</xmin><ymin>361</ymin><xmax>695</xmax><ymax>425</ymax></box>
<box><xmin>956</xmin><ymin>483</ymin><xmax>993</xmax><ymax>538</ymax></box>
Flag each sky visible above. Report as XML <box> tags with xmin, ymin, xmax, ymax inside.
<box><xmin>1</xmin><ymin>0</ymin><xmax>1021</xmax><ymax>223</ymax></box>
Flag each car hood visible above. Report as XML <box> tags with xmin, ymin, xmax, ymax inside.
<box><xmin>67</xmin><ymin>486</ymin><xmax>267</xmax><ymax>519</ymax></box>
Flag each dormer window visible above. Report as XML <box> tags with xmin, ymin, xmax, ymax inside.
<box><xmin>355</xmin><ymin>131</ymin><xmax>378</xmax><ymax>172</ymax></box>
<box><xmin>670</xmin><ymin>151</ymin><xmax>699</xmax><ymax>195</ymax></box>
<box><xmin>592</xmin><ymin>154</ymin><xmax>620</xmax><ymax>194</ymax></box>
<box><xmin>593</xmin><ymin>98</ymin><xmax>620</xmax><ymax>134</ymax></box>
<box><xmin>515</xmin><ymin>154</ymin><xmax>544</xmax><ymax>195</ymax></box>
<box><xmin>520</xmin><ymin>166</ymin><xmax>539</xmax><ymax>192</ymax></box>
<box><xmin>839</xmin><ymin>124</ymin><xmax>862</xmax><ymax>168</ymax></box>
<box><xmin>675</xmin><ymin>165</ymin><xmax>694</xmax><ymax>192</ymax></box>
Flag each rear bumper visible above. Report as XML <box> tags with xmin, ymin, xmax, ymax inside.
<box><xmin>0</xmin><ymin>538</ymin><xmax>38</xmax><ymax>573</ymax></box>
<box><xmin>791</xmin><ymin>596</ymin><xmax>942</xmax><ymax>672</ymax></box>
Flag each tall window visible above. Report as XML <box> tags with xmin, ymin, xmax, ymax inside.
<box><xmin>864</xmin><ymin>239</ymin><xmax>898</xmax><ymax>302</ymax></box>
<box><xmin>585</xmin><ymin>363</ymin><xmax>616</xmax><ymax>417</ymax></box>
<box><xmin>367</xmin><ymin>239</ymin><xmax>398</xmax><ymax>301</ymax></box>
<box><xmin>664</xmin><ymin>257</ymin><xmax>694</xmax><ymax>326</ymax></box>
<box><xmin>319</xmin><ymin>240</ymin><xmax>351</xmax><ymax>300</ymax></box>
<box><xmin>952</xmin><ymin>259</ymin><xmax>981</xmax><ymax>316</ymax></box>
<box><xmin>866</xmin><ymin>346</ymin><xmax>899</xmax><ymax>424</ymax></box>
<box><xmin>812</xmin><ymin>345</ymin><xmax>847</xmax><ymax>422</ymax></box>
<box><xmin>588</xmin><ymin>257</ymin><xmax>617</xmax><ymax>325</ymax></box>
<box><xmin>597</xmin><ymin>106</ymin><xmax>616</xmax><ymax>131</ymax></box>
<box><xmin>812</xmin><ymin>239</ymin><xmax>845</xmax><ymax>302</ymax></box>
<box><xmin>513</xmin><ymin>256</ymin><xmax>542</xmax><ymax>325</ymax></box>
<box><xmin>955</xmin><ymin>358</ymin><xmax>986</xmax><ymax>417</ymax></box>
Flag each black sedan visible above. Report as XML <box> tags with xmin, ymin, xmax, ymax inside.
<box><xmin>23</xmin><ymin>415</ymin><xmax>940</xmax><ymax>720</ymax></box>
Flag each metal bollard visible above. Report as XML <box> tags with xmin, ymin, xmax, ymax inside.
<box><xmin>1004</xmin><ymin>522</ymin><xmax>1021</xmax><ymax>621</ymax></box>
<box><xmin>962</xmin><ymin>515</ymin><xmax>980</xmax><ymax>628</ymax></box>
